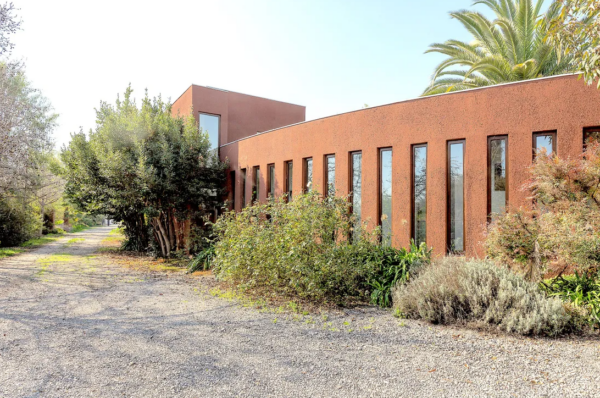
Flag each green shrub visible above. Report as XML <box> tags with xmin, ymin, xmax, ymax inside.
<box><xmin>0</xmin><ymin>198</ymin><xmax>40</xmax><ymax>247</ymax></box>
<box><xmin>542</xmin><ymin>271</ymin><xmax>600</xmax><ymax>328</ymax></box>
<box><xmin>212</xmin><ymin>191</ymin><xmax>428</xmax><ymax>305</ymax></box>
<box><xmin>393</xmin><ymin>257</ymin><xmax>571</xmax><ymax>336</ymax></box>
<box><xmin>188</xmin><ymin>244</ymin><xmax>216</xmax><ymax>273</ymax></box>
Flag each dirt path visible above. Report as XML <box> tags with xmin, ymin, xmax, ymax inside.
<box><xmin>0</xmin><ymin>226</ymin><xmax>599</xmax><ymax>397</ymax></box>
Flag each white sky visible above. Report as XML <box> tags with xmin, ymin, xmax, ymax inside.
<box><xmin>11</xmin><ymin>0</ymin><xmax>481</xmax><ymax>150</ymax></box>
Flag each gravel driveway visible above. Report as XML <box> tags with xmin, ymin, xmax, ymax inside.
<box><xmin>0</xmin><ymin>226</ymin><xmax>599</xmax><ymax>397</ymax></box>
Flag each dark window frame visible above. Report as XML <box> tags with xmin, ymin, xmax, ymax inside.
<box><xmin>487</xmin><ymin>135</ymin><xmax>509</xmax><ymax>221</ymax></box>
<box><xmin>378</xmin><ymin>147</ymin><xmax>393</xmax><ymax>245</ymax></box>
<box><xmin>284</xmin><ymin>160</ymin><xmax>293</xmax><ymax>202</ymax></box>
<box><xmin>198</xmin><ymin>112</ymin><xmax>221</xmax><ymax>154</ymax></box>
<box><xmin>348</xmin><ymin>151</ymin><xmax>362</xmax><ymax>215</ymax></box>
<box><xmin>229</xmin><ymin>170</ymin><xmax>236</xmax><ymax>211</ymax></box>
<box><xmin>411</xmin><ymin>143</ymin><xmax>427</xmax><ymax>245</ymax></box>
<box><xmin>323</xmin><ymin>154</ymin><xmax>336</xmax><ymax>197</ymax></box>
<box><xmin>302</xmin><ymin>157</ymin><xmax>313</xmax><ymax>193</ymax></box>
<box><xmin>252</xmin><ymin>166</ymin><xmax>260</xmax><ymax>204</ymax></box>
<box><xmin>241</xmin><ymin>168</ymin><xmax>247</xmax><ymax>208</ymax></box>
<box><xmin>447</xmin><ymin>139</ymin><xmax>466</xmax><ymax>254</ymax></box>
<box><xmin>583</xmin><ymin>126</ymin><xmax>600</xmax><ymax>151</ymax></box>
<box><xmin>532</xmin><ymin>130</ymin><xmax>557</xmax><ymax>160</ymax></box>
<box><xmin>267</xmin><ymin>163</ymin><xmax>275</xmax><ymax>199</ymax></box>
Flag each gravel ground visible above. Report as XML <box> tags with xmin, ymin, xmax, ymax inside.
<box><xmin>0</xmin><ymin>226</ymin><xmax>599</xmax><ymax>397</ymax></box>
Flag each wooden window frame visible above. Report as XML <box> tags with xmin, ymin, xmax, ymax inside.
<box><xmin>532</xmin><ymin>130</ymin><xmax>557</xmax><ymax>160</ymax></box>
<box><xmin>447</xmin><ymin>139</ymin><xmax>466</xmax><ymax>254</ymax></box>
<box><xmin>411</xmin><ymin>143</ymin><xmax>427</xmax><ymax>244</ymax></box>
<box><xmin>487</xmin><ymin>135</ymin><xmax>509</xmax><ymax>221</ymax></box>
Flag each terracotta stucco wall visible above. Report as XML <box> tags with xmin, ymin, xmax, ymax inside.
<box><xmin>171</xmin><ymin>85</ymin><xmax>305</xmax><ymax>147</ymax></box>
<box><xmin>221</xmin><ymin>75</ymin><xmax>600</xmax><ymax>257</ymax></box>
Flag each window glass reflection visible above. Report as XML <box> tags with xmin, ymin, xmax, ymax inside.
<box><xmin>199</xmin><ymin>113</ymin><xmax>220</xmax><ymax>150</ymax></box>
<box><xmin>351</xmin><ymin>152</ymin><xmax>362</xmax><ymax>237</ymax></box>
<box><xmin>413</xmin><ymin>146</ymin><xmax>427</xmax><ymax>246</ymax></box>
<box><xmin>535</xmin><ymin>135</ymin><xmax>553</xmax><ymax>156</ymax></box>
<box><xmin>326</xmin><ymin>155</ymin><xmax>336</xmax><ymax>196</ymax></box>
<box><xmin>304</xmin><ymin>158</ymin><xmax>313</xmax><ymax>192</ymax></box>
<box><xmin>380</xmin><ymin>149</ymin><xmax>392</xmax><ymax>246</ymax></box>
<box><xmin>490</xmin><ymin>138</ymin><xmax>506</xmax><ymax>215</ymax></box>
<box><xmin>448</xmin><ymin>142</ymin><xmax>464</xmax><ymax>253</ymax></box>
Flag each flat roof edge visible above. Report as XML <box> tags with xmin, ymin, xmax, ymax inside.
<box><xmin>190</xmin><ymin>84</ymin><xmax>306</xmax><ymax>108</ymax></box>
<box><xmin>220</xmin><ymin>73</ymin><xmax>582</xmax><ymax>149</ymax></box>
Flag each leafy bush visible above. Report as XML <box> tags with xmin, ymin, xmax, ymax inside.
<box><xmin>0</xmin><ymin>198</ymin><xmax>40</xmax><ymax>247</ymax></box>
<box><xmin>542</xmin><ymin>271</ymin><xmax>600</xmax><ymax>328</ymax></box>
<box><xmin>212</xmin><ymin>191</ymin><xmax>429</xmax><ymax>305</ymax></box>
<box><xmin>393</xmin><ymin>257</ymin><xmax>571</xmax><ymax>336</ymax></box>
<box><xmin>486</xmin><ymin>141</ymin><xmax>600</xmax><ymax>278</ymax></box>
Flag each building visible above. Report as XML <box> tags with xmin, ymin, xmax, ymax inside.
<box><xmin>172</xmin><ymin>75</ymin><xmax>600</xmax><ymax>257</ymax></box>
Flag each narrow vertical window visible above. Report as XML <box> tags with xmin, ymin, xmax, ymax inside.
<box><xmin>303</xmin><ymin>158</ymin><xmax>313</xmax><ymax>193</ymax></box>
<box><xmin>285</xmin><ymin>161</ymin><xmax>293</xmax><ymax>201</ymax></box>
<box><xmin>241</xmin><ymin>168</ymin><xmax>247</xmax><ymax>208</ymax></box>
<box><xmin>447</xmin><ymin>140</ymin><xmax>465</xmax><ymax>253</ymax></box>
<box><xmin>350</xmin><ymin>152</ymin><xmax>362</xmax><ymax>234</ymax></box>
<box><xmin>488</xmin><ymin>136</ymin><xmax>507</xmax><ymax>217</ymax></box>
<box><xmin>267</xmin><ymin>164</ymin><xmax>275</xmax><ymax>199</ymax></box>
<box><xmin>324</xmin><ymin>154</ymin><xmax>336</xmax><ymax>196</ymax></box>
<box><xmin>252</xmin><ymin>166</ymin><xmax>260</xmax><ymax>203</ymax></box>
<box><xmin>584</xmin><ymin>127</ymin><xmax>600</xmax><ymax>151</ymax></box>
<box><xmin>412</xmin><ymin>144</ymin><xmax>427</xmax><ymax>246</ymax></box>
<box><xmin>229</xmin><ymin>170</ymin><xmax>236</xmax><ymax>210</ymax></box>
<box><xmin>533</xmin><ymin>131</ymin><xmax>556</xmax><ymax>159</ymax></box>
<box><xmin>379</xmin><ymin>148</ymin><xmax>392</xmax><ymax>246</ymax></box>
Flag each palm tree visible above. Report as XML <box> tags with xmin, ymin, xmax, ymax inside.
<box><xmin>423</xmin><ymin>0</ymin><xmax>575</xmax><ymax>96</ymax></box>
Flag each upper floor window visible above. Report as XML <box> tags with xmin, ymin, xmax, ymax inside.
<box><xmin>241</xmin><ymin>168</ymin><xmax>247</xmax><ymax>208</ymax></box>
<box><xmin>533</xmin><ymin>131</ymin><xmax>556</xmax><ymax>159</ymax></box>
<box><xmin>303</xmin><ymin>158</ymin><xmax>313</xmax><ymax>192</ymax></box>
<box><xmin>199</xmin><ymin>113</ymin><xmax>220</xmax><ymax>151</ymax></box>
<box><xmin>325</xmin><ymin>154</ymin><xmax>336</xmax><ymax>197</ymax></box>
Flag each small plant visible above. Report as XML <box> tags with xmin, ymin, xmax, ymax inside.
<box><xmin>187</xmin><ymin>244</ymin><xmax>216</xmax><ymax>273</ymax></box>
<box><xmin>394</xmin><ymin>257</ymin><xmax>571</xmax><ymax>336</ymax></box>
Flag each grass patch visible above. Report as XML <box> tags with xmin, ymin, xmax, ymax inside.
<box><xmin>70</xmin><ymin>224</ymin><xmax>89</xmax><ymax>233</ymax></box>
<box><xmin>65</xmin><ymin>238</ymin><xmax>85</xmax><ymax>246</ymax></box>
<box><xmin>36</xmin><ymin>253</ymin><xmax>74</xmax><ymax>264</ymax></box>
<box><xmin>0</xmin><ymin>247</ymin><xmax>25</xmax><ymax>259</ymax></box>
<box><xmin>20</xmin><ymin>235</ymin><xmax>62</xmax><ymax>248</ymax></box>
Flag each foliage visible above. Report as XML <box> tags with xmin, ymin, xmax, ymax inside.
<box><xmin>544</xmin><ymin>0</ymin><xmax>600</xmax><ymax>87</ymax></box>
<box><xmin>212</xmin><ymin>191</ymin><xmax>430</xmax><ymax>305</ymax></box>
<box><xmin>542</xmin><ymin>270</ymin><xmax>600</xmax><ymax>327</ymax></box>
<box><xmin>59</xmin><ymin>87</ymin><xmax>228</xmax><ymax>257</ymax></box>
<box><xmin>0</xmin><ymin>2</ymin><xmax>21</xmax><ymax>56</ymax></box>
<box><xmin>393</xmin><ymin>257</ymin><xmax>571</xmax><ymax>336</ymax></box>
<box><xmin>423</xmin><ymin>0</ymin><xmax>574</xmax><ymax>95</ymax></box>
<box><xmin>486</xmin><ymin>141</ymin><xmax>600</xmax><ymax>278</ymax></box>
<box><xmin>366</xmin><ymin>242</ymin><xmax>431</xmax><ymax>307</ymax></box>
<box><xmin>187</xmin><ymin>244</ymin><xmax>216</xmax><ymax>273</ymax></box>
<box><xmin>0</xmin><ymin>196</ymin><xmax>40</xmax><ymax>246</ymax></box>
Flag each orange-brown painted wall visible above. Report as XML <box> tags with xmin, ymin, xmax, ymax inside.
<box><xmin>221</xmin><ymin>75</ymin><xmax>600</xmax><ymax>257</ymax></box>
<box><xmin>171</xmin><ymin>85</ymin><xmax>306</xmax><ymax>147</ymax></box>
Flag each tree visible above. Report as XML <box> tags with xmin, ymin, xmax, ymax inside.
<box><xmin>423</xmin><ymin>0</ymin><xmax>575</xmax><ymax>95</ymax></box>
<box><xmin>545</xmin><ymin>0</ymin><xmax>600</xmax><ymax>86</ymax></box>
<box><xmin>60</xmin><ymin>87</ymin><xmax>228</xmax><ymax>257</ymax></box>
<box><xmin>0</xmin><ymin>2</ymin><xmax>20</xmax><ymax>56</ymax></box>
<box><xmin>486</xmin><ymin>141</ymin><xmax>600</xmax><ymax>280</ymax></box>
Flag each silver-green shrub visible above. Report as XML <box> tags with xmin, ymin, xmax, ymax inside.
<box><xmin>393</xmin><ymin>257</ymin><xmax>571</xmax><ymax>336</ymax></box>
